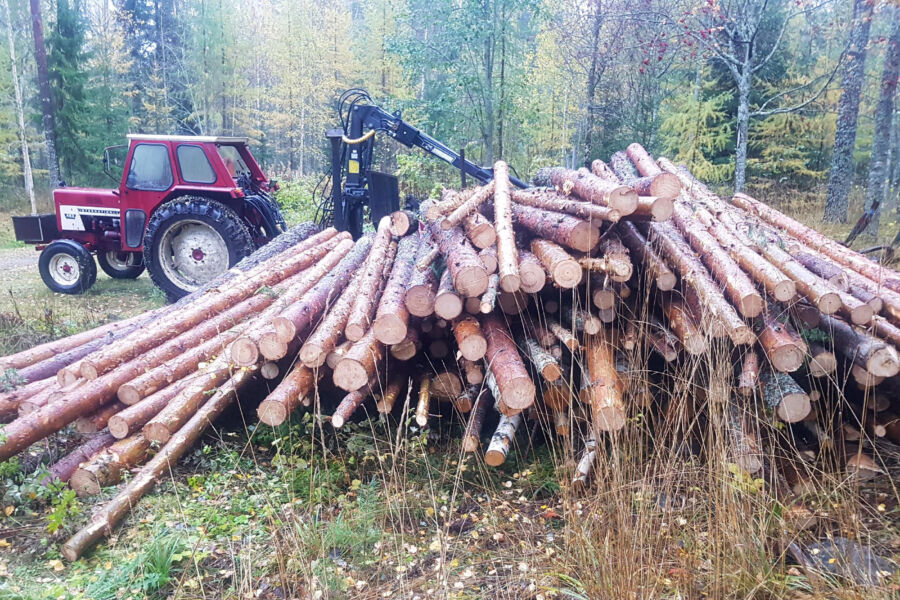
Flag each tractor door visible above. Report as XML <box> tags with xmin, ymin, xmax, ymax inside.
<box><xmin>118</xmin><ymin>142</ymin><xmax>176</xmax><ymax>251</ymax></box>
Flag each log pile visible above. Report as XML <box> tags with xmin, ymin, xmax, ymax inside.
<box><xmin>1</xmin><ymin>149</ymin><xmax>899</xmax><ymax>562</ymax></box>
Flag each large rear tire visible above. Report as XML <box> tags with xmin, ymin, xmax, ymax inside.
<box><xmin>38</xmin><ymin>240</ymin><xmax>97</xmax><ymax>294</ymax></box>
<box><xmin>143</xmin><ymin>197</ymin><xmax>254</xmax><ymax>301</ymax></box>
<box><xmin>97</xmin><ymin>251</ymin><xmax>145</xmax><ymax>279</ymax></box>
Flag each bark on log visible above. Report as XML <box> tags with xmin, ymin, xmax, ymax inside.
<box><xmin>521</xmin><ymin>337</ymin><xmax>562</xmax><ymax>382</ymax></box>
<box><xmin>453</xmin><ymin>315</ymin><xmax>487</xmax><ymax>361</ymax></box>
<box><xmin>559</xmin><ymin>305</ymin><xmax>602</xmax><ymax>336</ymax></box>
<box><xmin>629</xmin><ymin>196</ymin><xmax>675</xmax><ymax>222</ymax></box>
<box><xmin>74</xmin><ymin>402</ymin><xmax>125</xmax><ymax>434</ymax></box>
<box><xmin>758</xmin><ymin>369</ymin><xmax>811</xmax><ymax>423</ymax></box>
<box><xmin>374</xmin><ymin>235</ymin><xmax>419</xmax><ymax>345</ymax></box>
<box><xmin>345</xmin><ymin>217</ymin><xmax>395</xmax><ymax>341</ymax></box>
<box><xmin>430</xmin><ymin>220</ymin><xmax>489</xmax><ymax>297</ymax></box>
<box><xmin>257</xmin><ymin>365</ymin><xmax>320</xmax><ymax>426</ymax></box>
<box><xmin>442</xmin><ymin>182</ymin><xmax>495</xmax><ymax>230</ymax></box>
<box><xmin>738</xmin><ymin>351</ymin><xmax>760</xmax><ymax>397</ymax></box>
<box><xmin>542</xmin><ymin>379</ymin><xmax>570</xmax><ymax>410</ymax></box>
<box><xmin>462</xmin><ymin>388</ymin><xmax>489</xmax><ymax>452</ymax></box>
<box><xmin>594</xmin><ymin>233</ymin><xmax>633</xmax><ymax>283</ymax></box>
<box><xmin>624</xmin><ymin>143</ymin><xmax>664</xmax><ymax>177</ymax></box>
<box><xmin>0</xmin><ymin>377</ymin><xmax>55</xmax><ymax>419</ymax></box>
<box><xmin>732</xmin><ymin>192</ymin><xmax>900</xmax><ymax>294</ymax></box>
<box><xmin>579</xmin><ymin>332</ymin><xmax>626</xmax><ymax>431</ymax></box>
<box><xmin>376</xmin><ymin>373</ymin><xmax>406</xmax><ymax>414</ymax></box>
<box><xmin>604</xmin><ymin>153</ymin><xmax>681</xmax><ymax>200</ymax></box>
<box><xmin>546</xmin><ymin>318</ymin><xmax>579</xmax><ymax>352</ymax></box>
<box><xmin>415</xmin><ymin>376</ymin><xmax>431</xmax><ymax>427</ymax></box>
<box><xmin>534</xmin><ymin>167</ymin><xmax>638</xmax><ymax>215</ymax></box>
<box><xmin>645</xmin><ymin>222</ymin><xmax>754</xmax><ymax>345</ymax></box>
<box><xmin>108</xmin><ymin>374</ymin><xmax>200</xmax><ymax>439</ymax></box>
<box><xmin>493</xmin><ymin>161</ymin><xmax>521</xmax><ymax>292</ymax></box>
<box><xmin>74</xmin><ymin>230</ymin><xmax>345</xmax><ymax>381</ymax></box>
<box><xmin>481</xmin><ymin>314</ymin><xmax>535</xmax><ymax>410</ymax></box>
<box><xmin>62</xmin><ymin>370</ymin><xmax>247</xmax><ymax>560</ymax></box>
<box><xmin>479</xmin><ymin>246</ymin><xmax>498</xmax><ymax>274</ymax></box>
<box><xmin>647</xmin><ymin>318</ymin><xmax>680</xmax><ymax>362</ymax></box>
<box><xmin>332</xmin><ymin>384</ymin><xmax>373</xmax><ymax>428</ymax></box>
<box><xmin>510</xmin><ymin>203</ymin><xmax>600</xmax><ymax>253</ymax></box>
<box><xmin>531</xmin><ymin>239</ymin><xmax>582</xmax><ymax>289</ymax></box>
<box><xmin>820</xmin><ymin>313</ymin><xmax>900</xmax><ymax>377</ymax></box>
<box><xmin>273</xmin><ymin>235</ymin><xmax>375</xmax><ymax>345</ymax></box>
<box><xmin>516</xmin><ymin>250</ymin><xmax>546</xmax><ymax>294</ymax></box>
<box><xmin>297</xmin><ymin>268</ymin><xmax>363</xmax><ymax>368</ymax></box>
<box><xmin>511</xmin><ymin>189</ymin><xmax>620</xmax><ymax>224</ymax></box>
<box><xmin>428</xmin><ymin>188</ymin><xmax>475</xmax><ymax>220</ymax></box>
<box><xmin>434</xmin><ymin>268</ymin><xmax>464</xmax><ymax>320</ymax></box>
<box><xmin>406</xmin><ymin>237</ymin><xmax>440</xmax><ymax>318</ymax></box>
<box><xmin>464</xmin><ymin>211</ymin><xmax>496</xmax><ymax>249</ymax></box>
<box><xmin>41</xmin><ymin>432</ymin><xmax>116</xmax><ymax>486</ymax></box>
<box><xmin>69</xmin><ymin>433</ymin><xmax>151</xmax><ymax>497</ymax></box>
<box><xmin>333</xmin><ymin>328</ymin><xmax>385</xmax><ymax>392</ymax></box>
<box><xmin>807</xmin><ymin>342</ymin><xmax>837</xmax><ymax>378</ymax></box>
<box><xmin>432</xmin><ymin>371</ymin><xmax>464</xmax><ymax>399</ymax></box>
<box><xmin>389</xmin><ymin>327</ymin><xmax>421</xmax><ymax>361</ymax></box>
<box><xmin>659</xmin><ymin>294</ymin><xmax>707</xmax><ymax>355</ymax></box>
<box><xmin>671</xmin><ymin>203</ymin><xmax>763</xmax><ymax>318</ymax></box>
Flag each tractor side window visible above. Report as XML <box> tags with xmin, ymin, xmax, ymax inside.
<box><xmin>177</xmin><ymin>145</ymin><xmax>216</xmax><ymax>184</ymax></box>
<box><xmin>126</xmin><ymin>144</ymin><xmax>174</xmax><ymax>191</ymax></box>
<box><xmin>217</xmin><ymin>145</ymin><xmax>249</xmax><ymax>178</ymax></box>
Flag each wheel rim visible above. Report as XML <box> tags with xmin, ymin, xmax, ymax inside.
<box><xmin>48</xmin><ymin>253</ymin><xmax>81</xmax><ymax>287</ymax></box>
<box><xmin>156</xmin><ymin>219</ymin><xmax>229</xmax><ymax>291</ymax></box>
<box><xmin>105</xmin><ymin>251</ymin><xmax>138</xmax><ymax>271</ymax></box>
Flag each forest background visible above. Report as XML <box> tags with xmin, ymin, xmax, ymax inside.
<box><xmin>2</xmin><ymin>0</ymin><xmax>900</xmax><ymax>234</ymax></box>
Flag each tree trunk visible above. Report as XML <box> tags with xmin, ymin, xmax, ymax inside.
<box><xmin>530</xmin><ymin>239</ymin><xmax>582</xmax><ymax>289</ymax></box>
<box><xmin>511</xmin><ymin>189</ymin><xmax>619</xmax><ymax>224</ymax></box>
<box><xmin>405</xmin><ymin>232</ymin><xmax>440</xmax><ymax>318</ymax></box>
<box><xmin>511</xmin><ymin>204</ymin><xmax>600</xmax><ymax>253</ymax></box>
<box><xmin>534</xmin><ymin>167</ymin><xmax>637</xmax><ymax>215</ymax></box>
<box><xmin>333</xmin><ymin>327</ymin><xmax>385</xmax><ymax>392</ymax></box>
<box><xmin>429</xmin><ymin>220</ymin><xmax>489</xmax><ymax>297</ymax></box>
<box><xmin>452</xmin><ymin>315</ymin><xmax>487</xmax><ymax>361</ymax></box>
<box><xmin>298</xmin><ymin>270</ymin><xmax>363</xmax><ymax>367</ymax></box>
<box><xmin>442</xmin><ymin>182</ymin><xmax>495</xmax><ymax>230</ymax></box>
<box><xmin>734</xmin><ymin>72</ymin><xmax>751</xmax><ymax>193</ymax></box>
<box><xmin>464</xmin><ymin>211</ymin><xmax>496</xmax><ymax>249</ymax></box>
<box><xmin>3</xmin><ymin>0</ymin><xmax>35</xmax><ymax>211</ymax></box>
<box><xmin>579</xmin><ymin>331</ymin><xmax>626</xmax><ymax>431</ymax></box>
<box><xmin>824</xmin><ymin>0</ymin><xmax>875</xmax><ymax>223</ymax></box>
<box><xmin>618</xmin><ymin>222</ymin><xmax>676</xmax><ymax>291</ymax></box>
<box><xmin>758</xmin><ymin>311</ymin><xmax>808</xmax><ymax>373</ymax></box>
<box><xmin>257</xmin><ymin>366</ymin><xmax>320</xmax><ymax>426</ymax></box>
<box><xmin>516</xmin><ymin>250</ymin><xmax>546</xmax><ymax>294</ymax></box>
<box><xmin>373</xmin><ymin>235</ymin><xmax>418</xmax><ymax>345</ymax></box>
<box><xmin>481</xmin><ymin>314</ymin><xmax>535</xmax><ymax>410</ymax></box>
<box><xmin>28</xmin><ymin>0</ymin><xmax>60</xmax><ymax>188</ymax></box>
<box><xmin>108</xmin><ymin>374</ymin><xmax>199</xmax><ymax>438</ymax></box>
<box><xmin>434</xmin><ymin>268</ymin><xmax>463</xmax><ymax>320</ymax></box>
<box><xmin>758</xmin><ymin>369</ymin><xmax>811</xmax><ymax>423</ymax></box>
<box><xmin>863</xmin><ymin>5</ymin><xmax>900</xmax><ymax>237</ymax></box>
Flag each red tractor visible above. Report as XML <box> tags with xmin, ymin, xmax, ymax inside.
<box><xmin>13</xmin><ymin>135</ymin><xmax>286</xmax><ymax>300</ymax></box>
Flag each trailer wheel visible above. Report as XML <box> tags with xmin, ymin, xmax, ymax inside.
<box><xmin>97</xmin><ymin>251</ymin><xmax>145</xmax><ymax>279</ymax></box>
<box><xmin>38</xmin><ymin>240</ymin><xmax>97</xmax><ymax>294</ymax></box>
<box><xmin>143</xmin><ymin>196</ymin><xmax>254</xmax><ymax>301</ymax></box>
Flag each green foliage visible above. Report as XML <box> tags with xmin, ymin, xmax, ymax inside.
<box><xmin>83</xmin><ymin>533</ymin><xmax>185</xmax><ymax>600</ymax></box>
<box><xmin>46</xmin><ymin>488</ymin><xmax>81</xmax><ymax>534</ymax></box>
<box><xmin>274</xmin><ymin>178</ymin><xmax>320</xmax><ymax>224</ymax></box>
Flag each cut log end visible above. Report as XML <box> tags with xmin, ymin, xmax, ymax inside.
<box><xmin>230</xmin><ymin>338</ymin><xmax>259</xmax><ymax>367</ymax></box>
<box><xmin>456</xmin><ymin>266</ymin><xmax>489</xmax><ymax>298</ymax></box>
<box><xmin>592</xmin><ymin>404</ymin><xmax>627</xmax><ymax>431</ymax></box>
<box><xmin>117</xmin><ymin>384</ymin><xmax>141</xmax><ymax>406</ymax></box>
<box><xmin>299</xmin><ymin>344</ymin><xmax>326</xmax><ymax>368</ymax></box>
<box><xmin>257</xmin><ymin>400</ymin><xmax>288</xmax><ymax>427</ymax></box>
<box><xmin>770</xmin><ymin>346</ymin><xmax>806</xmax><ymax>373</ymax></box>
<box><xmin>373</xmin><ymin>315</ymin><xmax>408</xmax><ymax>346</ymax></box>
<box><xmin>551</xmin><ymin>260</ymin><xmax>583</xmax><ymax>289</ymax></box>
<box><xmin>729</xmin><ymin>325</ymin><xmax>756</xmax><ymax>346</ymax></box>
<box><xmin>406</xmin><ymin>288</ymin><xmax>437</xmax><ymax>318</ymax></box>
<box><xmin>656</xmin><ymin>271</ymin><xmax>677</xmax><ymax>292</ymax></box>
<box><xmin>344</xmin><ymin>322</ymin><xmax>368</xmax><ymax>343</ymax></box>
<box><xmin>817</xmin><ymin>292</ymin><xmax>842</xmax><ymax>315</ymax></box>
<box><xmin>650</xmin><ymin>196</ymin><xmax>675</xmax><ymax>221</ymax></box>
<box><xmin>69</xmin><ymin>469</ymin><xmax>101</xmax><ymax>497</ymax></box>
<box><xmin>107</xmin><ymin>416</ymin><xmax>130</xmax><ymax>439</ymax></box>
<box><xmin>434</xmin><ymin>294</ymin><xmax>463</xmax><ymax>321</ymax></box>
<box><xmin>776</xmin><ymin>393</ymin><xmax>811</xmax><ymax>423</ymax></box>
<box><xmin>499</xmin><ymin>274</ymin><xmax>521</xmax><ymax>293</ymax></box>
<box><xmin>499</xmin><ymin>378</ymin><xmax>536</xmax><ymax>410</ymax></box>
<box><xmin>773</xmin><ymin>280</ymin><xmax>797</xmax><ymax>303</ymax></box>
<box><xmin>849</xmin><ymin>303</ymin><xmax>874</xmax><ymax>326</ymax></box>
<box><xmin>739</xmin><ymin>294</ymin><xmax>764</xmax><ymax>319</ymax></box>
<box><xmin>57</xmin><ymin>367</ymin><xmax>79</xmax><ymax>387</ymax></box>
<box><xmin>609</xmin><ymin>187</ymin><xmax>639</xmax><ymax>215</ymax></box>
<box><xmin>258</xmin><ymin>333</ymin><xmax>288</xmax><ymax>361</ymax></box>
<box><xmin>649</xmin><ymin>172</ymin><xmax>681</xmax><ymax>200</ymax></box>
<box><xmin>333</xmin><ymin>360</ymin><xmax>369</xmax><ymax>392</ymax></box>
<box><xmin>143</xmin><ymin>422</ymin><xmax>173</xmax><ymax>444</ymax></box>
<box><xmin>484</xmin><ymin>449</ymin><xmax>508</xmax><ymax>467</ymax></box>
<box><xmin>866</xmin><ymin>346</ymin><xmax>900</xmax><ymax>378</ymax></box>
<box><xmin>272</xmin><ymin>317</ymin><xmax>297</xmax><ymax>344</ymax></box>
<box><xmin>260</xmin><ymin>362</ymin><xmax>280</xmax><ymax>380</ymax></box>
<box><xmin>569</xmin><ymin>222</ymin><xmax>601</xmax><ymax>253</ymax></box>
<box><xmin>80</xmin><ymin>363</ymin><xmax>99</xmax><ymax>380</ymax></box>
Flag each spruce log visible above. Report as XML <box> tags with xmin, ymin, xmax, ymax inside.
<box><xmin>69</xmin><ymin>434</ymin><xmax>151</xmax><ymax>497</ymax></box>
<box><xmin>671</xmin><ymin>203</ymin><xmax>763</xmax><ymax>318</ymax></box>
<box><xmin>273</xmin><ymin>235</ymin><xmax>375</xmax><ymax>345</ymax></box>
<box><xmin>647</xmin><ymin>320</ymin><xmax>680</xmax><ymax>362</ymax></box>
<box><xmin>820</xmin><ymin>313</ymin><xmax>900</xmax><ymax>377</ymax></box>
<box><xmin>510</xmin><ymin>203</ymin><xmax>600</xmax><ymax>253</ymax></box>
<box><xmin>389</xmin><ymin>209</ymin><xmax>419</xmax><ymax>237</ymax></box>
<box><xmin>429</xmin><ymin>188</ymin><xmax>475</xmax><ymax>220</ymax></box>
<box><xmin>453</xmin><ymin>315</ymin><xmax>488</xmax><ymax>361</ymax></box>
<box><xmin>74</xmin><ymin>402</ymin><xmax>125</xmax><ymax>434</ymax></box>
<box><xmin>405</xmin><ymin>236</ymin><xmax>440</xmax><ymax>318</ymax></box>
<box><xmin>531</xmin><ymin>239</ymin><xmax>582</xmax><ymax>288</ymax></box>
<box><xmin>872</xmin><ymin>316</ymin><xmax>900</xmax><ymax>348</ymax></box>
<box><xmin>758</xmin><ymin>311</ymin><xmax>808</xmax><ymax>373</ymax></box>
<box><xmin>479</xmin><ymin>274</ymin><xmax>500</xmax><ymax>314</ymax></box>
<box><xmin>373</xmin><ymin>235</ymin><xmax>419</xmax><ymax>345</ymax></box>
<box><xmin>62</xmin><ymin>371</ymin><xmax>247</xmax><ymax>560</ymax></box>
<box><xmin>579</xmin><ymin>332</ymin><xmax>626</xmax><ymax>431</ymax></box>
<box><xmin>560</xmin><ymin>305</ymin><xmax>602</xmax><ymax>335</ymax></box>
<box><xmin>517</xmin><ymin>250</ymin><xmax>547</xmax><ymax>294</ymax></box>
<box><xmin>430</xmin><ymin>220</ymin><xmax>489</xmax><ymax>297</ymax></box>
<box><xmin>732</xmin><ymin>192</ymin><xmax>900</xmax><ymax>294</ymax></box>
<box><xmin>534</xmin><ymin>167</ymin><xmax>638</xmax><ymax>215</ymax></box>
<box><xmin>257</xmin><ymin>365</ymin><xmax>320</xmax><ymax>426</ymax></box>
<box><xmin>590</xmin><ymin>273</ymin><xmax>617</xmax><ymax>309</ymax></box>
<box><xmin>345</xmin><ymin>217</ymin><xmax>395</xmax><ymax>341</ymax></box>
<box><xmin>442</xmin><ymin>182</ymin><xmax>495</xmax><ymax>230</ymax></box>
<box><xmin>484</xmin><ymin>413</ymin><xmax>522</xmax><ymax>466</ymax></box>
<box><xmin>624</xmin><ymin>143</ymin><xmax>665</xmax><ymax>178</ymax></box>
<box><xmin>434</xmin><ymin>268</ymin><xmax>464</xmax><ymax>319</ymax></box>
<box><xmin>109</xmin><ymin>373</ymin><xmax>202</xmax><ymax>439</ymax></box>
<box><xmin>606</xmin><ymin>152</ymin><xmax>681</xmax><ymax>200</ymax></box>
<box><xmin>630</xmin><ymin>196</ymin><xmax>675</xmax><ymax>221</ymax></box>
<box><xmin>481</xmin><ymin>314</ymin><xmax>535</xmax><ymax>410</ymax></box>
<box><xmin>0</xmin><ymin>377</ymin><xmax>55</xmax><ymax>419</ymax></box>
<box><xmin>73</xmin><ymin>230</ymin><xmax>345</xmax><ymax>381</ymax></box>
<box><xmin>619</xmin><ymin>222</ymin><xmax>677</xmax><ymax>291</ymax></box>
<box><xmin>333</xmin><ymin>328</ymin><xmax>385</xmax><ymax>392</ymax></box>
<box><xmin>42</xmin><ymin>432</ymin><xmax>116</xmax><ymax>486</ymax></box>
<box><xmin>758</xmin><ymin>369</ymin><xmax>811</xmax><ymax>423</ymax></box>
<box><xmin>332</xmin><ymin>383</ymin><xmax>374</xmax><ymax>428</ymax></box>
<box><xmin>511</xmin><ymin>189</ymin><xmax>620</xmax><ymax>223</ymax></box>
<box><xmin>326</xmin><ymin>340</ymin><xmax>352</xmax><ymax>370</ymax></box>
<box><xmin>297</xmin><ymin>269</ymin><xmax>363</xmax><ymax>367</ymax></box>
<box><xmin>464</xmin><ymin>211</ymin><xmax>496</xmax><ymax>249</ymax></box>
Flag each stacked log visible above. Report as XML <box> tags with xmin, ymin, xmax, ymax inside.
<box><xmin>0</xmin><ymin>149</ymin><xmax>898</xmax><ymax>565</ymax></box>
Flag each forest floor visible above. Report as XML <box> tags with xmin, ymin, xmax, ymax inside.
<box><xmin>0</xmin><ymin>192</ymin><xmax>899</xmax><ymax>599</ymax></box>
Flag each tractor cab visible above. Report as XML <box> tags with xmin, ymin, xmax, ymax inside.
<box><xmin>13</xmin><ymin>135</ymin><xmax>285</xmax><ymax>300</ymax></box>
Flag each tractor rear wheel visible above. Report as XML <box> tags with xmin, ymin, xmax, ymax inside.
<box><xmin>38</xmin><ymin>240</ymin><xmax>97</xmax><ymax>294</ymax></box>
<box><xmin>143</xmin><ymin>196</ymin><xmax>254</xmax><ymax>301</ymax></box>
<box><xmin>97</xmin><ymin>251</ymin><xmax>145</xmax><ymax>279</ymax></box>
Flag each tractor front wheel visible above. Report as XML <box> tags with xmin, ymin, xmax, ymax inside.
<box><xmin>97</xmin><ymin>251</ymin><xmax>145</xmax><ymax>279</ymax></box>
<box><xmin>38</xmin><ymin>240</ymin><xmax>97</xmax><ymax>294</ymax></box>
<box><xmin>143</xmin><ymin>197</ymin><xmax>254</xmax><ymax>301</ymax></box>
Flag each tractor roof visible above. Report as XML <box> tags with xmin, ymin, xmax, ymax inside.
<box><xmin>127</xmin><ymin>134</ymin><xmax>249</xmax><ymax>144</ymax></box>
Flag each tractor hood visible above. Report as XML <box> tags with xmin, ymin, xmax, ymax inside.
<box><xmin>53</xmin><ymin>187</ymin><xmax>121</xmax><ymax>232</ymax></box>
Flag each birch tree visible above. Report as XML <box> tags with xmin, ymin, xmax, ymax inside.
<box><xmin>3</xmin><ymin>0</ymin><xmax>35</xmax><ymax>212</ymax></box>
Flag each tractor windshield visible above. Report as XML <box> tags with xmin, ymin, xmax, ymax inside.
<box><xmin>217</xmin><ymin>145</ymin><xmax>249</xmax><ymax>179</ymax></box>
